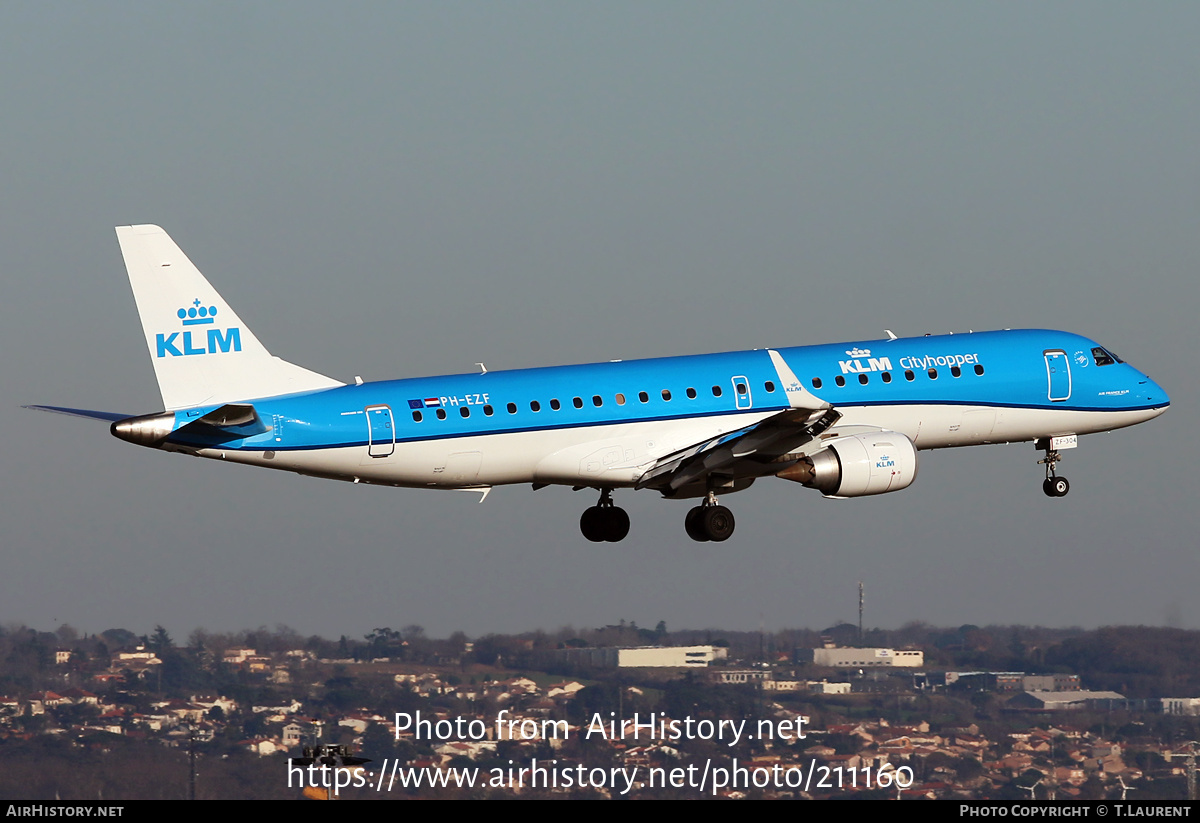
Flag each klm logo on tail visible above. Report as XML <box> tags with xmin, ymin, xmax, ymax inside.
<box><xmin>156</xmin><ymin>299</ymin><xmax>242</xmax><ymax>358</ymax></box>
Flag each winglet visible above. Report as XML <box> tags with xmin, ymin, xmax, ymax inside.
<box><xmin>768</xmin><ymin>350</ymin><xmax>831</xmax><ymax>411</ymax></box>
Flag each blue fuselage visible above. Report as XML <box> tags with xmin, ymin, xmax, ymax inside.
<box><xmin>170</xmin><ymin>329</ymin><xmax>1167</xmax><ymax>461</ymax></box>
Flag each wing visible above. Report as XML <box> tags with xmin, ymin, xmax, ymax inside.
<box><xmin>635</xmin><ymin>350</ymin><xmax>841</xmax><ymax>496</ymax></box>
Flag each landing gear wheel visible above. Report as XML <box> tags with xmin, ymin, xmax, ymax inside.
<box><xmin>1049</xmin><ymin>476</ymin><xmax>1070</xmax><ymax>497</ymax></box>
<box><xmin>701</xmin><ymin>505</ymin><xmax>735</xmax><ymax>542</ymax></box>
<box><xmin>685</xmin><ymin>506</ymin><xmax>709</xmax><ymax>542</ymax></box>
<box><xmin>580</xmin><ymin>490</ymin><xmax>631</xmax><ymax>542</ymax></box>
<box><xmin>580</xmin><ymin>506</ymin><xmax>605</xmax><ymax>542</ymax></box>
<box><xmin>602</xmin><ymin>507</ymin><xmax>630</xmax><ymax>542</ymax></box>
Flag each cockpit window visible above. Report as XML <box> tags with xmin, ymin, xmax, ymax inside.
<box><xmin>1092</xmin><ymin>347</ymin><xmax>1117</xmax><ymax>366</ymax></box>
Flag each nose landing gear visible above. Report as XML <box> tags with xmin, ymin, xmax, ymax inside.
<box><xmin>685</xmin><ymin>491</ymin><xmax>736</xmax><ymax>542</ymax></box>
<box><xmin>579</xmin><ymin>489</ymin><xmax>630</xmax><ymax>542</ymax></box>
<box><xmin>1038</xmin><ymin>443</ymin><xmax>1070</xmax><ymax>497</ymax></box>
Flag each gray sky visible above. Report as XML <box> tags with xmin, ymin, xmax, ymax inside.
<box><xmin>3</xmin><ymin>2</ymin><xmax>1196</xmax><ymax>641</ymax></box>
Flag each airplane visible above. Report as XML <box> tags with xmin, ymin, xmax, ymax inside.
<box><xmin>28</xmin><ymin>225</ymin><xmax>1170</xmax><ymax>543</ymax></box>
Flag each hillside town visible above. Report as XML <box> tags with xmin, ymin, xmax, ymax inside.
<box><xmin>3</xmin><ymin>623</ymin><xmax>1200</xmax><ymax>799</ymax></box>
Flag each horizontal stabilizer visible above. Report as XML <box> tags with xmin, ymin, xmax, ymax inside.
<box><xmin>174</xmin><ymin>403</ymin><xmax>270</xmax><ymax>440</ymax></box>
<box><xmin>23</xmin><ymin>405</ymin><xmax>132</xmax><ymax>423</ymax></box>
<box><xmin>194</xmin><ymin>403</ymin><xmax>261</xmax><ymax>428</ymax></box>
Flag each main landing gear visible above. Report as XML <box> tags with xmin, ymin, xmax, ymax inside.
<box><xmin>1038</xmin><ymin>445</ymin><xmax>1070</xmax><ymax>498</ymax></box>
<box><xmin>684</xmin><ymin>492</ymin><xmax>736</xmax><ymax>542</ymax></box>
<box><xmin>580</xmin><ymin>489</ymin><xmax>630</xmax><ymax>542</ymax></box>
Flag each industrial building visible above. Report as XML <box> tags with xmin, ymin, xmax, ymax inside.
<box><xmin>796</xmin><ymin>647</ymin><xmax>924</xmax><ymax>668</ymax></box>
<box><xmin>547</xmin><ymin>645</ymin><xmax>728</xmax><ymax>669</ymax></box>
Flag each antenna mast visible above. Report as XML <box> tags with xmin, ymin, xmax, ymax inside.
<box><xmin>858</xmin><ymin>581</ymin><xmax>864</xmax><ymax>643</ymax></box>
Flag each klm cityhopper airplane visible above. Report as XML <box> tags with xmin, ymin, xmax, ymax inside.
<box><xmin>29</xmin><ymin>225</ymin><xmax>1170</xmax><ymax>543</ymax></box>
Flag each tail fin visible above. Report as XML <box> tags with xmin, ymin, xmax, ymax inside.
<box><xmin>117</xmin><ymin>224</ymin><xmax>344</xmax><ymax>410</ymax></box>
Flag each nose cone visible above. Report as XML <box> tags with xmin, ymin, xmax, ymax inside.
<box><xmin>1133</xmin><ymin>372</ymin><xmax>1170</xmax><ymax>423</ymax></box>
<box><xmin>1144</xmin><ymin>376</ymin><xmax>1170</xmax><ymax>412</ymax></box>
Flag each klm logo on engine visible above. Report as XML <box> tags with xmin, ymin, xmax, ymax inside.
<box><xmin>875</xmin><ymin>454</ymin><xmax>896</xmax><ymax>469</ymax></box>
<box><xmin>839</xmin><ymin>347</ymin><xmax>892</xmax><ymax>375</ymax></box>
<box><xmin>155</xmin><ymin>299</ymin><xmax>242</xmax><ymax>358</ymax></box>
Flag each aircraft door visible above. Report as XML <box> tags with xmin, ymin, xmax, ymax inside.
<box><xmin>1044</xmin><ymin>350</ymin><xmax>1071</xmax><ymax>402</ymax></box>
<box><xmin>732</xmin><ymin>375</ymin><xmax>753</xmax><ymax>409</ymax></box>
<box><xmin>366</xmin><ymin>405</ymin><xmax>395</xmax><ymax>457</ymax></box>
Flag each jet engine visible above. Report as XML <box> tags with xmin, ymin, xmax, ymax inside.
<box><xmin>776</xmin><ymin>431</ymin><xmax>918</xmax><ymax>497</ymax></box>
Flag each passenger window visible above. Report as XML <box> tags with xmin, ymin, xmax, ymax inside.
<box><xmin>928</xmin><ymin>369</ymin><xmax>938</xmax><ymax>380</ymax></box>
<box><xmin>736</xmin><ymin>382</ymin><xmax>747</xmax><ymax>394</ymax></box>
<box><xmin>764</xmin><ymin>381</ymin><xmax>776</xmax><ymax>393</ymax></box>
<box><xmin>530</xmin><ymin>400</ymin><xmax>541</xmax><ymax>412</ymax></box>
<box><xmin>615</xmin><ymin>393</ymin><xmax>626</xmax><ymax>405</ymax></box>
<box><xmin>881</xmin><ymin>372</ymin><xmax>892</xmax><ymax>384</ymax></box>
<box><xmin>858</xmin><ymin>374</ymin><xmax>868</xmax><ymax>385</ymax></box>
<box><xmin>951</xmin><ymin>366</ymin><xmax>961</xmax><ymax>378</ymax></box>
<box><xmin>573</xmin><ymin>397</ymin><xmax>583</xmax><ymax>408</ymax></box>
<box><xmin>592</xmin><ymin>395</ymin><xmax>603</xmax><ymax>407</ymax></box>
<box><xmin>661</xmin><ymin>389</ymin><xmax>672</xmax><ymax>401</ymax></box>
<box><xmin>812</xmin><ymin>378</ymin><xmax>822</xmax><ymax>389</ymax></box>
<box><xmin>835</xmin><ymin>376</ymin><xmax>846</xmax><ymax>387</ymax></box>
<box><xmin>712</xmin><ymin>385</ymin><xmax>723</xmax><ymax>397</ymax></box>
<box><xmin>686</xmin><ymin>387</ymin><xmax>697</xmax><ymax>399</ymax></box>
<box><xmin>639</xmin><ymin>392</ymin><xmax>649</xmax><ymax>403</ymax></box>
<box><xmin>460</xmin><ymin>407</ymin><xmax>470</xmax><ymax>418</ymax></box>
<box><xmin>507</xmin><ymin>402</ymin><xmax>517</xmax><ymax>414</ymax></box>
<box><xmin>484</xmin><ymin>405</ymin><xmax>494</xmax><ymax>416</ymax></box>
<box><xmin>436</xmin><ymin>409</ymin><xmax>447</xmax><ymax>420</ymax></box>
<box><xmin>550</xmin><ymin>398</ymin><xmax>561</xmax><ymax>410</ymax></box>
<box><xmin>905</xmin><ymin>370</ymin><xmax>915</xmax><ymax>381</ymax></box>
<box><xmin>974</xmin><ymin>364</ymin><xmax>985</xmax><ymax>376</ymax></box>
<box><xmin>412</xmin><ymin>411</ymin><xmax>423</xmax><ymax>422</ymax></box>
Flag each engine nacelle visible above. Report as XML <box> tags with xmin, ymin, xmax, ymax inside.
<box><xmin>776</xmin><ymin>431</ymin><xmax>918</xmax><ymax>497</ymax></box>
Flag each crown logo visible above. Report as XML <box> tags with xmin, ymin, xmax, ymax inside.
<box><xmin>846</xmin><ymin>347</ymin><xmax>871</xmax><ymax>358</ymax></box>
<box><xmin>177</xmin><ymin>298</ymin><xmax>218</xmax><ymax>326</ymax></box>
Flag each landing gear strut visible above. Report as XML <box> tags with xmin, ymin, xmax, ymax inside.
<box><xmin>685</xmin><ymin>491</ymin><xmax>736</xmax><ymax>542</ymax></box>
<box><xmin>1038</xmin><ymin>445</ymin><xmax>1070</xmax><ymax>498</ymax></box>
<box><xmin>580</xmin><ymin>489</ymin><xmax>630</xmax><ymax>542</ymax></box>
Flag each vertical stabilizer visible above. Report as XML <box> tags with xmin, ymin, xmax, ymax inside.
<box><xmin>117</xmin><ymin>225</ymin><xmax>344</xmax><ymax>410</ymax></box>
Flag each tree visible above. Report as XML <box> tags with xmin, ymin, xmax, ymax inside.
<box><xmin>148</xmin><ymin>625</ymin><xmax>173</xmax><ymax>655</ymax></box>
<box><xmin>365</xmin><ymin>628</ymin><xmax>403</xmax><ymax>659</ymax></box>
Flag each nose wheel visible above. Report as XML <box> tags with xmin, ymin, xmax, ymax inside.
<box><xmin>1043</xmin><ymin>476</ymin><xmax>1070</xmax><ymax>497</ymax></box>
<box><xmin>580</xmin><ymin>489</ymin><xmax>630</xmax><ymax>542</ymax></box>
<box><xmin>685</xmin><ymin>492</ymin><xmax>736</xmax><ymax>542</ymax></box>
<box><xmin>1038</xmin><ymin>446</ymin><xmax>1070</xmax><ymax>497</ymax></box>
